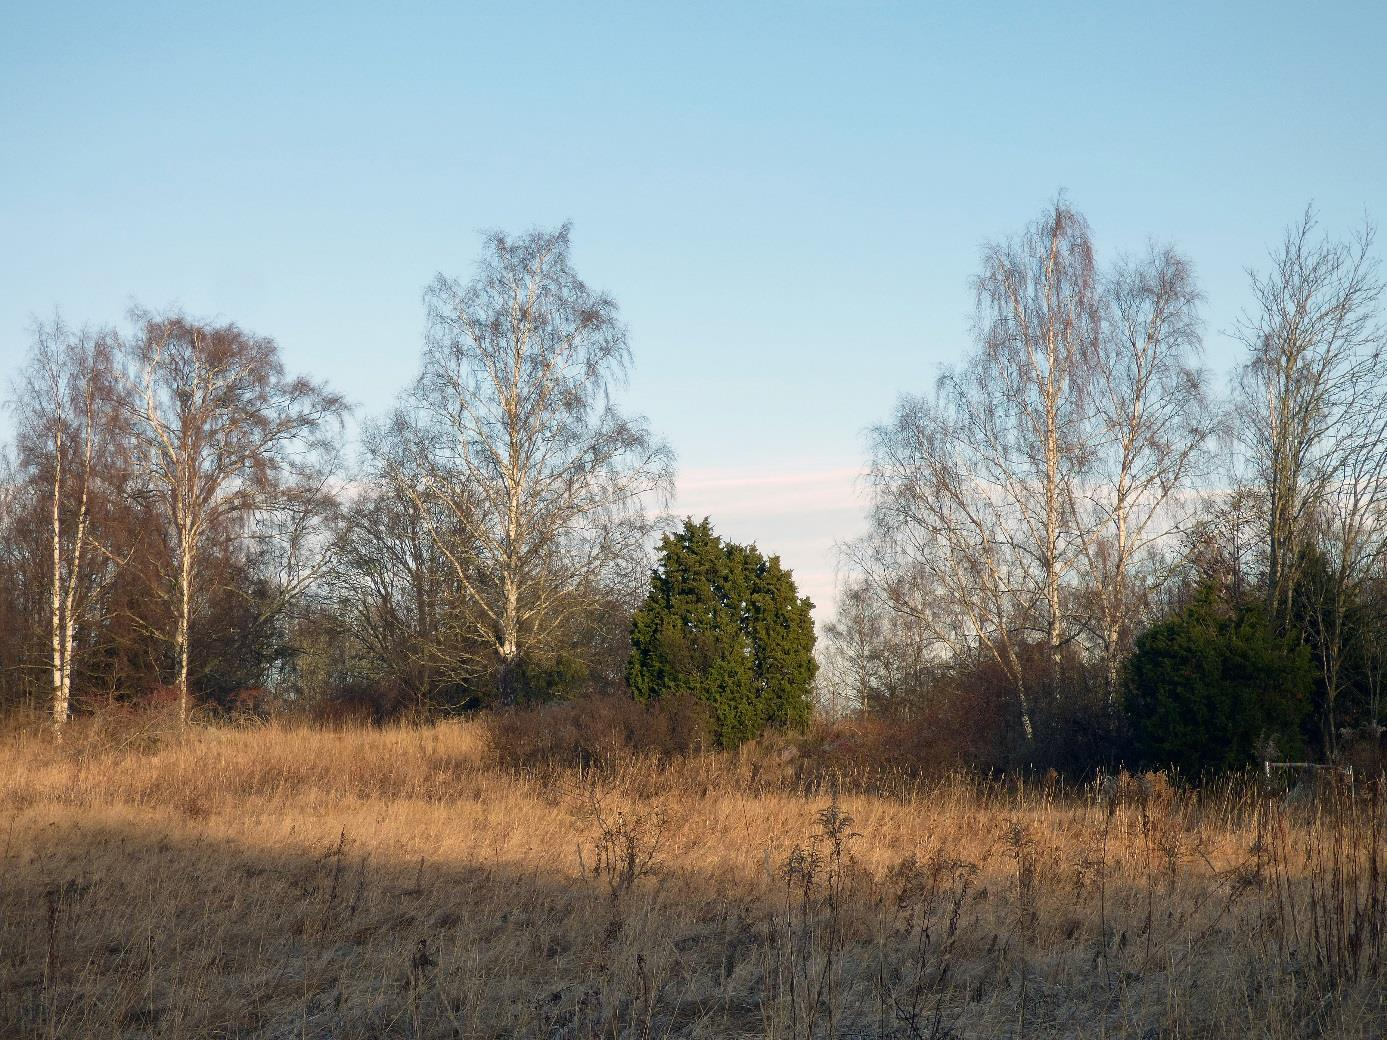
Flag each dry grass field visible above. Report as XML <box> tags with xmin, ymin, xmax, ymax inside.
<box><xmin>1</xmin><ymin>717</ymin><xmax>1384</xmax><ymax>1039</ymax></box>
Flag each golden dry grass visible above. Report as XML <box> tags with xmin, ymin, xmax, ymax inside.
<box><xmin>0</xmin><ymin>717</ymin><xmax>1383</xmax><ymax>1039</ymax></box>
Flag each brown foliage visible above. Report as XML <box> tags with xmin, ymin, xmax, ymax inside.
<box><xmin>309</xmin><ymin>679</ymin><xmax>417</xmax><ymax>728</ymax></box>
<box><xmin>486</xmin><ymin>693</ymin><xmax>711</xmax><ymax>768</ymax></box>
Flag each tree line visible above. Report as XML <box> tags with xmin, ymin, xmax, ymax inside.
<box><xmin>3</xmin><ymin>201</ymin><xmax>1385</xmax><ymax>775</ymax></box>
<box><xmin>0</xmin><ymin>223</ymin><xmax>821</xmax><ymax>748</ymax></box>
<box><xmin>0</xmin><ymin>227</ymin><xmax>684</xmax><ymax>725</ymax></box>
<box><xmin>823</xmin><ymin>199</ymin><xmax>1387</xmax><ymax>775</ymax></box>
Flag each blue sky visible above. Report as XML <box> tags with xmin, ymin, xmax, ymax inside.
<box><xmin>2</xmin><ymin>0</ymin><xmax>1384</xmax><ymax>614</ymax></box>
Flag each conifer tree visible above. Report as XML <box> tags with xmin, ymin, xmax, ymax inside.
<box><xmin>1125</xmin><ymin>585</ymin><xmax>1312</xmax><ymax>774</ymax></box>
<box><xmin>628</xmin><ymin>518</ymin><xmax>816</xmax><ymax>747</ymax></box>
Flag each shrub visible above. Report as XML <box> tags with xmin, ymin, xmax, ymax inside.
<box><xmin>511</xmin><ymin>654</ymin><xmax>592</xmax><ymax>703</ymax></box>
<box><xmin>1125</xmin><ymin>585</ymin><xmax>1312</xmax><ymax>774</ymax></box>
<box><xmin>487</xmin><ymin>692</ymin><xmax>711</xmax><ymax>768</ymax></box>
<box><xmin>311</xmin><ymin>679</ymin><xmax>415</xmax><ymax>727</ymax></box>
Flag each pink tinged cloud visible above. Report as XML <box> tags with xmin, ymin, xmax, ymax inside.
<box><xmin>671</xmin><ymin>465</ymin><xmax>867</xmax><ymax>618</ymax></box>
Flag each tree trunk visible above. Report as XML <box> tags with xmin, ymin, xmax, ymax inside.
<box><xmin>50</xmin><ymin>431</ymin><xmax>66</xmax><ymax>732</ymax></box>
<box><xmin>1004</xmin><ymin>641</ymin><xmax>1036</xmax><ymax>743</ymax></box>
<box><xmin>1043</xmin><ymin>221</ymin><xmax>1064</xmax><ymax>672</ymax></box>
<box><xmin>1016</xmin><ymin>680</ymin><xmax>1036</xmax><ymax>744</ymax></box>
<box><xmin>499</xmin><ymin>441</ymin><xmax>523</xmax><ymax>700</ymax></box>
<box><xmin>498</xmin><ymin>572</ymin><xmax>520</xmax><ymax>701</ymax></box>
<box><xmin>176</xmin><ymin>537</ymin><xmax>193</xmax><ymax>727</ymax></box>
<box><xmin>1105</xmin><ymin>487</ymin><xmax>1130</xmax><ymax>704</ymax></box>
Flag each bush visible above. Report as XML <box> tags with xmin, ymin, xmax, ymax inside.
<box><xmin>311</xmin><ymin>679</ymin><xmax>415</xmax><ymax>727</ymax></box>
<box><xmin>509</xmin><ymin>654</ymin><xmax>592</xmax><ymax>704</ymax></box>
<box><xmin>1125</xmin><ymin>585</ymin><xmax>1312</xmax><ymax>774</ymax></box>
<box><xmin>487</xmin><ymin>693</ymin><xmax>711</xmax><ymax>768</ymax></box>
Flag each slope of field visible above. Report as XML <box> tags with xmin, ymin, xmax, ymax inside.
<box><xmin>0</xmin><ymin>719</ymin><xmax>1383</xmax><ymax>1039</ymax></box>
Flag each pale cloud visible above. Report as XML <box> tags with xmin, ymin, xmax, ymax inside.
<box><xmin>671</xmin><ymin>464</ymin><xmax>868</xmax><ymax>619</ymax></box>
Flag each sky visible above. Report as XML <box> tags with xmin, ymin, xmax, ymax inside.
<box><xmin>2</xmin><ymin>0</ymin><xmax>1384</xmax><ymax>617</ymax></box>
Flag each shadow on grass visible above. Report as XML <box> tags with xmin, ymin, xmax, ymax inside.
<box><xmin>3</xmin><ymin>814</ymin><xmax>795</xmax><ymax>1039</ymax></box>
<box><xmin>1</xmin><ymin>801</ymin><xmax>1377</xmax><ymax>1039</ymax></box>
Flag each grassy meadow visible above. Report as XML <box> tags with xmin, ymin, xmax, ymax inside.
<box><xmin>1</xmin><ymin>716</ymin><xmax>1384</xmax><ymax>1039</ymax></box>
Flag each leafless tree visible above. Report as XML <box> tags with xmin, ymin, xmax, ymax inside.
<box><xmin>329</xmin><ymin>461</ymin><xmax>474</xmax><ymax>703</ymax></box>
<box><xmin>1234</xmin><ymin>209</ymin><xmax>1387</xmax><ymax>754</ymax></box>
<box><xmin>383</xmin><ymin>225</ymin><xmax>673</xmax><ymax>697</ymax></box>
<box><xmin>863</xmin><ymin>397</ymin><xmax>1035</xmax><ymax>736</ymax></box>
<box><xmin>1178</xmin><ymin>484</ymin><xmax>1265</xmax><ymax>605</ymax></box>
<box><xmin>1311</xmin><ymin>421</ymin><xmax>1387</xmax><ymax>754</ymax></box>
<box><xmin>970</xmin><ymin>199</ymin><xmax>1099</xmax><ymax>667</ymax></box>
<box><xmin>820</xmin><ymin>574</ymin><xmax>936</xmax><ymax>718</ymax></box>
<box><xmin>865</xmin><ymin>200</ymin><xmax>1216</xmax><ymax>739</ymax></box>
<box><xmin>1082</xmin><ymin>244</ymin><xmax>1212</xmax><ymax>695</ymax></box>
<box><xmin>119</xmin><ymin>311</ymin><xmax>346</xmax><ymax>725</ymax></box>
<box><xmin>820</xmin><ymin>578</ymin><xmax>888</xmax><ymax>717</ymax></box>
<box><xmin>866</xmin><ymin>200</ymin><xmax>1098</xmax><ymax>739</ymax></box>
<box><xmin>0</xmin><ymin>451</ymin><xmax>26</xmax><ymax>711</ymax></box>
<box><xmin>12</xmin><ymin>319</ymin><xmax>127</xmax><ymax>731</ymax></box>
<box><xmin>1235</xmin><ymin>208</ymin><xmax>1386</xmax><ymax>622</ymax></box>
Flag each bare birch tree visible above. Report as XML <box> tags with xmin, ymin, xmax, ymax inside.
<box><xmin>871</xmin><ymin>203</ymin><xmax>1098</xmax><ymax>743</ymax></box>
<box><xmin>864</xmin><ymin>201</ymin><xmax>1217</xmax><ymax>739</ymax></box>
<box><xmin>120</xmin><ymin>311</ymin><xmax>346</xmax><ymax>725</ymax></box>
<box><xmin>968</xmin><ymin>199</ymin><xmax>1099</xmax><ymax>666</ymax></box>
<box><xmin>864</xmin><ymin>393</ymin><xmax>1041</xmax><ymax>738</ymax></box>
<box><xmin>866</xmin><ymin>200</ymin><xmax>1098</xmax><ymax>740</ymax></box>
<box><xmin>1235</xmin><ymin>209</ymin><xmax>1387</xmax><ymax>623</ymax></box>
<box><xmin>1234</xmin><ymin>209</ymin><xmax>1387</xmax><ymax>754</ymax></box>
<box><xmin>1082</xmin><ymin>245</ymin><xmax>1211</xmax><ymax>695</ymax></box>
<box><xmin>12</xmin><ymin>321</ymin><xmax>122</xmax><ymax>730</ymax></box>
<box><xmin>385</xmin><ymin>225</ymin><xmax>673</xmax><ymax>697</ymax></box>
